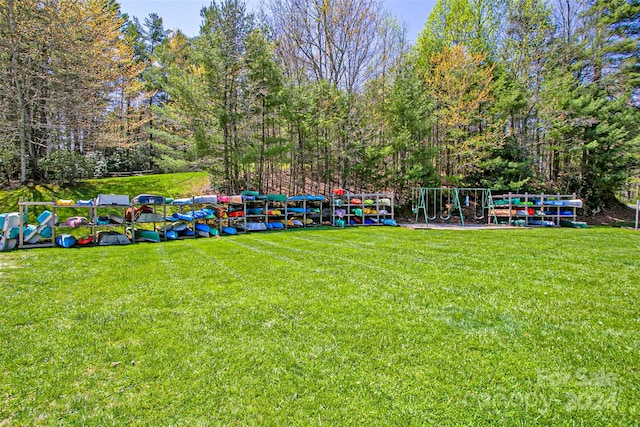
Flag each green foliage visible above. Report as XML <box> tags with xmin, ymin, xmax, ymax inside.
<box><xmin>153</xmin><ymin>155</ymin><xmax>193</xmax><ymax>174</ymax></box>
<box><xmin>583</xmin><ymin>0</ymin><xmax>640</xmax><ymax>93</ymax></box>
<box><xmin>472</xmin><ymin>136</ymin><xmax>536</xmax><ymax>190</ymax></box>
<box><xmin>380</xmin><ymin>58</ymin><xmax>434</xmax><ymax>193</ymax></box>
<box><xmin>568</xmin><ymin>88</ymin><xmax>640</xmax><ymax>210</ymax></box>
<box><xmin>1</xmin><ymin>227</ymin><xmax>639</xmax><ymax>424</ymax></box>
<box><xmin>404</xmin><ymin>145</ymin><xmax>440</xmax><ymax>186</ymax></box>
<box><xmin>416</xmin><ymin>0</ymin><xmax>503</xmax><ymax>63</ymax></box>
<box><xmin>417</xmin><ymin>0</ymin><xmax>475</xmax><ymax>59</ymax></box>
<box><xmin>104</xmin><ymin>146</ymin><xmax>152</xmax><ymax>173</ymax></box>
<box><xmin>37</xmin><ymin>150</ymin><xmax>93</xmax><ymax>186</ymax></box>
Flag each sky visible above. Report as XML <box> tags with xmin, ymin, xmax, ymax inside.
<box><xmin>118</xmin><ymin>0</ymin><xmax>437</xmax><ymax>44</ymax></box>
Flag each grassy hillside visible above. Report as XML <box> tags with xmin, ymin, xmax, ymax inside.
<box><xmin>1</xmin><ymin>227</ymin><xmax>638</xmax><ymax>425</ymax></box>
<box><xmin>0</xmin><ymin>172</ymin><xmax>210</xmax><ymax>212</ymax></box>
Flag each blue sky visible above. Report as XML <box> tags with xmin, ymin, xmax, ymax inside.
<box><xmin>118</xmin><ymin>0</ymin><xmax>436</xmax><ymax>44</ymax></box>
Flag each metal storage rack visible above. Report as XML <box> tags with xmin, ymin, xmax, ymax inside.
<box><xmin>130</xmin><ymin>195</ymin><xmax>167</xmax><ymax>242</ymax></box>
<box><xmin>218</xmin><ymin>197</ymin><xmax>247</xmax><ymax>234</ymax></box>
<box><xmin>244</xmin><ymin>197</ymin><xmax>268</xmax><ymax>231</ymax></box>
<box><xmin>265</xmin><ymin>195</ymin><xmax>288</xmax><ymax>230</ymax></box>
<box><xmin>286</xmin><ymin>196</ymin><xmax>325</xmax><ymax>227</ymax></box>
<box><xmin>17</xmin><ymin>198</ymin><xmax>131</xmax><ymax>248</ymax></box>
<box><xmin>330</xmin><ymin>192</ymin><xmax>394</xmax><ymax>226</ymax></box>
<box><xmin>490</xmin><ymin>193</ymin><xmax>582</xmax><ymax>226</ymax></box>
<box><xmin>17</xmin><ymin>200</ymin><xmax>57</xmax><ymax>249</ymax></box>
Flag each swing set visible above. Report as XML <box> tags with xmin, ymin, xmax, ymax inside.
<box><xmin>412</xmin><ymin>187</ymin><xmax>497</xmax><ymax>226</ymax></box>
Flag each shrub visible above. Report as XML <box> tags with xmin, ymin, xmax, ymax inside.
<box><xmin>38</xmin><ymin>150</ymin><xmax>93</xmax><ymax>185</ymax></box>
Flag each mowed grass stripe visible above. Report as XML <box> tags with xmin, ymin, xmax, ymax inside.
<box><xmin>0</xmin><ymin>227</ymin><xmax>638</xmax><ymax>425</ymax></box>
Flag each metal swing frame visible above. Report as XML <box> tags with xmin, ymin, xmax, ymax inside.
<box><xmin>412</xmin><ymin>187</ymin><xmax>497</xmax><ymax>226</ymax></box>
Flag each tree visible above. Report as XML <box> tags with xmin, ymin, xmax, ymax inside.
<box><xmin>539</xmin><ymin>0</ymin><xmax>640</xmax><ymax>209</ymax></box>
<box><xmin>423</xmin><ymin>45</ymin><xmax>495</xmax><ymax>181</ymax></box>
<box><xmin>243</xmin><ymin>27</ymin><xmax>285</xmax><ymax>192</ymax></box>
<box><xmin>269</xmin><ymin>0</ymin><xmax>386</xmax><ymax>92</ymax></box>
<box><xmin>416</xmin><ymin>0</ymin><xmax>504</xmax><ymax>63</ymax></box>
<box><xmin>197</xmin><ymin>0</ymin><xmax>257</xmax><ymax>192</ymax></box>
<box><xmin>0</xmin><ymin>0</ymin><xmax>143</xmax><ymax>182</ymax></box>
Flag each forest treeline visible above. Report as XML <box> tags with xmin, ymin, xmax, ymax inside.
<box><xmin>1</xmin><ymin>0</ymin><xmax>638</xmax><ymax>210</ymax></box>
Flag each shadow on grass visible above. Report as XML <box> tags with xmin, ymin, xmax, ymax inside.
<box><xmin>0</xmin><ymin>172</ymin><xmax>210</xmax><ymax>212</ymax></box>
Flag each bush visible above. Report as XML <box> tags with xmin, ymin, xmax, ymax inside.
<box><xmin>105</xmin><ymin>146</ymin><xmax>152</xmax><ymax>173</ymax></box>
<box><xmin>38</xmin><ymin>150</ymin><xmax>93</xmax><ymax>186</ymax></box>
<box><xmin>85</xmin><ymin>151</ymin><xmax>108</xmax><ymax>178</ymax></box>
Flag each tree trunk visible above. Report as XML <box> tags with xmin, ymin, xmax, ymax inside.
<box><xmin>6</xmin><ymin>0</ymin><xmax>28</xmax><ymax>182</ymax></box>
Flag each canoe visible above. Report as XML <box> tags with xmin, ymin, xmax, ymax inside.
<box><xmin>194</xmin><ymin>195</ymin><xmax>218</xmax><ymax>204</ymax></box>
<box><xmin>171</xmin><ymin>222</ymin><xmax>188</xmax><ymax>232</ymax></box>
<box><xmin>66</xmin><ymin>216</ymin><xmax>88</xmax><ymax>228</ymax></box>
<box><xmin>171</xmin><ymin>212</ymin><xmax>194</xmax><ymax>221</ymax></box>
<box><xmin>95</xmin><ymin>194</ymin><xmax>129</xmax><ymax>206</ymax></box>
<box><xmin>267</xmin><ymin>194</ymin><xmax>287</xmax><ymax>203</ymax></box>
<box><xmin>246</xmin><ymin>222</ymin><xmax>267</xmax><ymax>231</ymax></box>
<box><xmin>136</xmin><ymin>212</ymin><xmax>165</xmax><ymax>223</ymax></box>
<box><xmin>8</xmin><ymin>227</ymin><xmax>20</xmax><ymax>239</ymax></box>
<box><xmin>96</xmin><ymin>231</ymin><xmax>130</xmax><ymax>246</ymax></box>
<box><xmin>287</xmin><ymin>207</ymin><xmax>308</xmax><ymax>213</ymax></box>
<box><xmin>288</xmin><ymin>195</ymin><xmax>324</xmax><ymax>202</ymax></box>
<box><xmin>2</xmin><ymin>212</ymin><xmax>20</xmax><ymax>232</ymax></box>
<box><xmin>39</xmin><ymin>226</ymin><xmax>52</xmax><ymax>239</ymax></box>
<box><xmin>132</xmin><ymin>194</ymin><xmax>165</xmax><ymax>205</ymax></box>
<box><xmin>172</xmin><ymin>198</ymin><xmax>193</xmax><ymax>206</ymax></box>
<box><xmin>180</xmin><ymin>228</ymin><xmax>195</xmax><ymax>237</ymax></box>
<box><xmin>2</xmin><ymin>213</ymin><xmax>21</xmax><ymax>247</ymax></box>
<box><xmin>135</xmin><ymin>229</ymin><xmax>161</xmax><ymax>242</ymax></box>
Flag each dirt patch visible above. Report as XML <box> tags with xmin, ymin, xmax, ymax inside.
<box><xmin>582</xmin><ymin>203</ymin><xmax>638</xmax><ymax>226</ymax></box>
<box><xmin>398</xmin><ymin>201</ymin><xmax>639</xmax><ymax>228</ymax></box>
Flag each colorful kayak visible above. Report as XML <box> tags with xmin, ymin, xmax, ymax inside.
<box><xmin>77</xmin><ymin>235</ymin><xmax>94</xmax><ymax>246</ymax></box>
<box><xmin>222</xmin><ymin>227</ymin><xmax>237</xmax><ymax>235</ymax></box>
<box><xmin>56</xmin><ymin>234</ymin><xmax>77</xmax><ymax>248</ymax></box>
<box><xmin>195</xmin><ymin>223</ymin><xmax>211</xmax><ymax>237</ymax></box>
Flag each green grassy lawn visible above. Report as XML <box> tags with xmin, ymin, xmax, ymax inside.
<box><xmin>0</xmin><ymin>172</ymin><xmax>209</xmax><ymax>213</ymax></box>
<box><xmin>1</xmin><ymin>227</ymin><xmax>639</xmax><ymax>425</ymax></box>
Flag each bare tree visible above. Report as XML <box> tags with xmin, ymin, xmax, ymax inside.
<box><xmin>268</xmin><ymin>0</ymin><xmax>386</xmax><ymax>93</ymax></box>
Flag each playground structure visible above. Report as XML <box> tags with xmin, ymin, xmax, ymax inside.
<box><xmin>412</xmin><ymin>187</ymin><xmax>497</xmax><ymax>226</ymax></box>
